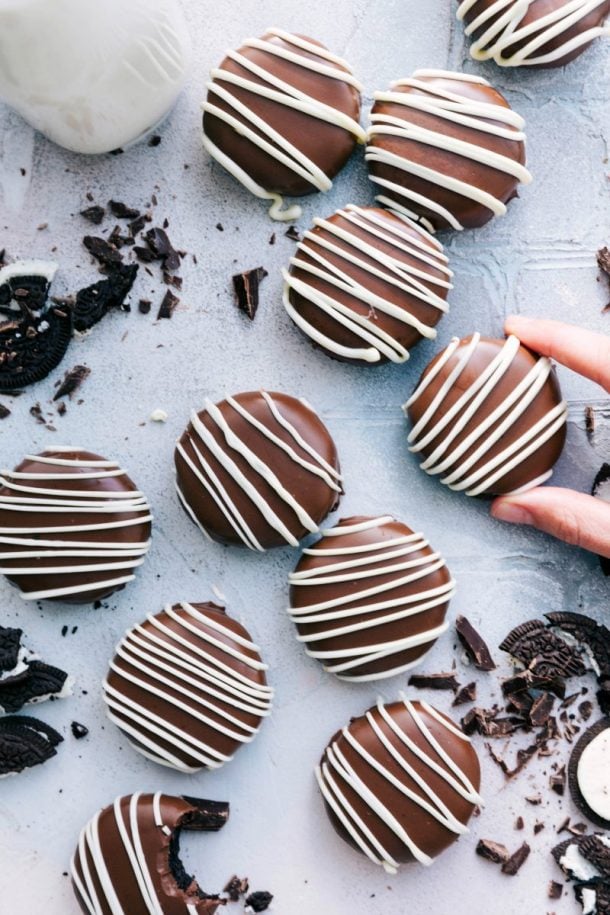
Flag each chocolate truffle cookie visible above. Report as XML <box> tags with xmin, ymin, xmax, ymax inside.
<box><xmin>288</xmin><ymin>516</ymin><xmax>455</xmax><ymax>681</ymax></box>
<box><xmin>568</xmin><ymin>719</ymin><xmax>610</xmax><ymax>829</ymax></box>
<box><xmin>71</xmin><ymin>793</ymin><xmax>229</xmax><ymax>915</ymax></box>
<box><xmin>405</xmin><ymin>333</ymin><xmax>568</xmax><ymax>497</ymax></box>
<box><xmin>202</xmin><ymin>28</ymin><xmax>365</xmax><ymax>221</ymax></box>
<box><xmin>0</xmin><ymin>448</ymin><xmax>152</xmax><ymax>602</ymax></box>
<box><xmin>103</xmin><ymin>601</ymin><xmax>273</xmax><ymax>773</ymax></box>
<box><xmin>317</xmin><ymin>697</ymin><xmax>482</xmax><ymax>870</ymax></box>
<box><xmin>175</xmin><ymin>391</ymin><xmax>342</xmax><ymax>550</ymax></box>
<box><xmin>282</xmin><ymin>205</ymin><xmax>452</xmax><ymax>365</ymax></box>
<box><xmin>366</xmin><ymin>69</ymin><xmax>532</xmax><ymax>232</ymax></box>
<box><xmin>458</xmin><ymin>0</ymin><xmax>610</xmax><ymax>68</ymax></box>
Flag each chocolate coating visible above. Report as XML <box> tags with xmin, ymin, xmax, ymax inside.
<box><xmin>0</xmin><ymin>448</ymin><xmax>151</xmax><ymax>603</ymax></box>
<box><xmin>288</xmin><ymin>515</ymin><xmax>455</xmax><ymax>681</ymax></box>
<box><xmin>103</xmin><ymin>601</ymin><xmax>273</xmax><ymax>772</ymax></box>
<box><xmin>202</xmin><ymin>29</ymin><xmax>363</xmax><ymax>209</ymax></box>
<box><xmin>366</xmin><ymin>70</ymin><xmax>530</xmax><ymax>231</ymax></box>
<box><xmin>283</xmin><ymin>205</ymin><xmax>452</xmax><ymax>366</ymax></box>
<box><xmin>405</xmin><ymin>334</ymin><xmax>567</xmax><ymax>497</ymax></box>
<box><xmin>71</xmin><ymin>793</ymin><xmax>229</xmax><ymax>915</ymax></box>
<box><xmin>459</xmin><ymin>0</ymin><xmax>610</xmax><ymax>69</ymax></box>
<box><xmin>317</xmin><ymin>698</ymin><xmax>481</xmax><ymax>870</ymax></box>
<box><xmin>174</xmin><ymin>391</ymin><xmax>342</xmax><ymax>550</ymax></box>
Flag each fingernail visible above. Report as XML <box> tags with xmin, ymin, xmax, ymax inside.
<box><xmin>491</xmin><ymin>501</ymin><xmax>534</xmax><ymax>526</ymax></box>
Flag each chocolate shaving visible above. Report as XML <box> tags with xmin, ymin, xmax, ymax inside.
<box><xmin>501</xmin><ymin>842</ymin><xmax>530</xmax><ymax>876</ymax></box>
<box><xmin>83</xmin><ymin>235</ymin><xmax>123</xmax><ymax>266</ymax></box>
<box><xmin>145</xmin><ymin>227</ymin><xmax>181</xmax><ymax>271</ymax></box>
<box><xmin>462</xmin><ymin>707</ymin><xmax>524</xmax><ymax>738</ymax></box>
<box><xmin>245</xmin><ymin>891</ymin><xmax>273</xmax><ymax>913</ymax></box>
<box><xmin>109</xmin><ymin>200</ymin><xmax>140</xmax><ymax>220</ymax></box>
<box><xmin>408</xmin><ymin>672</ymin><xmax>460</xmax><ymax>692</ymax></box>
<box><xmin>157</xmin><ymin>289</ymin><xmax>179</xmax><ymax>320</ymax></box>
<box><xmin>453</xmin><ymin>681</ymin><xmax>477</xmax><ymax>706</ymax></box>
<box><xmin>529</xmin><ymin>691</ymin><xmax>555</xmax><ymax>728</ymax></box>
<box><xmin>80</xmin><ymin>205</ymin><xmax>105</xmax><ymax>225</ymax></box>
<box><xmin>223</xmin><ymin>875</ymin><xmax>249</xmax><ymax>902</ymax></box>
<box><xmin>0</xmin><ymin>715</ymin><xmax>63</xmax><ymax>776</ymax></box>
<box><xmin>548</xmin><ymin>881</ymin><xmax>563</xmax><ymax>900</ymax></box>
<box><xmin>456</xmin><ymin>615</ymin><xmax>496</xmax><ymax>670</ymax></box>
<box><xmin>550</xmin><ymin>765</ymin><xmax>566</xmax><ymax>796</ymax></box>
<box><xmin>232</xmin><ymin>267</ymin><xmax>268</xmax><ymax>321</ymax></box>
<box><xmin>53</xmin><ymin>364</ymin><xmax>90</xmax><ymax>400</ymax></box>
<box><xmin>476</xmin><ymin>839</ymin><xmax>510</xmax><ymax>864</ymax></box>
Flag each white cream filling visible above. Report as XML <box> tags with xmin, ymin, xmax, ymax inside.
<box><xmin>577</xmin><ymin>727</ymin><xmax>610</xmax><ymax>820</ymax></box>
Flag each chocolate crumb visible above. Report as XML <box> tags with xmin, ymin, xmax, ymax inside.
<box><xmin>285</xmin><ymin>225</ymin><xmax>301</xmax><ymax>241</ymax></box>
<box><xmin>70</xmin><ymin>722</ymin><xmax>89</xmax><ymax>740</ymax></box>
<box><xmin>515</xmin><ymin>816</ymin><xmax>524</xmax><ymax>830</ymax></box>
<box><xmin>525</xmin><ymin>795</ymin><xmax>542</xmax><ymax>805</ymax></box>
<box><xmin>556</xmin><ymin>817</ymin><xmax>571</xmax><ymax>834</ymax></box>
<box><xmin>148</xmin><ymin>135</ymin><xmax>162</xmax><ymax>147</ymax></box>
<box><xmin>216</xmin><ymin>223</ymin><xmax>224</xmax><ymax>232</ymax></box>
<box><xmin>83</xmin><ymin>235</ymin><xmax>123</xmax><ymax>266</ymax></box>
<box><xmin>245</xmin><ymin>891</ymin><xmax>273</xmax><ymax>913</ymax></box>
<box><xmin>138</xmin><ymin>299</ymin><xmax>151</xmax><ymax>315</ymax></box>
<box><xmin>579</xmin><ymin>700</ymin><xmax>593</xmax><ymax>721</ymax></box>
<box><xmin>550</xmin><ymin>765</ymin><xmax>566</xmax><ymax>796</ymax></box>
<box><xmin>534</xmin><ymin>822</ymin><xmax>545</xmax><ymax>835</ymax></box>
<box><xmin>232</xmin><ymin>267</ymin><xmax>268</xmax><ymax>321</ymax></box>
<box><xmin>597</xmin><ymin>246</ymin><xmax>610</xmax><ymax>277</ymax></box>
<box><xmin>29</xmin><ymin>403</ymin><xmax>45</xmax><ymax>424</ymax></box>
<box><xmin>585</xmin><ymin>405</ymin><xmax>595</xmax><ymax>440</ymax></box>
<box><xmin>269</xmin><ymin>233</ymin><xmax>276</xmax><ymax>245</ymax></box>
<box><xmin>455</xmin><ymin>616</ymin><xmax>496</xmax><ymax>670</ymax></box>
<box><xmin>453</xmin><ymin>681</ymin><xmax>477</xmax><ymax>706</ymax></box>
<box><xmin>53</xmin><ymin>364</ymin><xmax>90</xmax><ymax>401</ymax></box>
<box><xmin>501</xmin><ymin>842</ymin><xmax>530</xmax><ymax>876</ymax></box>
<box><xmin>157</xmin><ymin>289</ymin><xmax>179</xmax><ymax>320</ymax></box>
<box><xmin>476</xmin><ymin>839</ymin><xmax>510</xmax><ymax>864</ymax></box>
<box><xmin>223</xmin><ymin>875</ymin><xmax>249</xmax><ymax>902</ymax></box>
<box><xmin>109</xmin><ymin>201</ymin><xmax>140</xmax><ymax>220</ymax></box>
<box><xmin>548</xmin><ymin>881</ymin><xmax>562</xmax><ymax>900</ymax></box>
<box><xmin>0</xmin><ymin>403</ymin><xmax>10</xmax><ymax>419</ymax></box>
<box><xmin>80</xmin><ymin>206</ymin><xmax>105</xmax><ymax>225</ymax></box>
<box><xmin>408</xmin><ymin>672</ymin><xmax>460</xmax><ymax>692</ymax></box>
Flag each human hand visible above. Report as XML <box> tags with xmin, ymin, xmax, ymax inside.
<box><xmin>491</xmin><ymin>316</ymin><xmax>610</xmax><ymax>559</ymax></box>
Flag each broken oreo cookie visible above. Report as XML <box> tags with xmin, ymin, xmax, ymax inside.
<box><xmin>569</xmin><ymin>719</ymin><xmax>610</xmax><ymax>830</ymax></box>
<box><xmin>0</xmin><ymin>715</ymin><xmax>63</xmax><ymax>777</ymax></box>
<box><xmin>553</xmin><ymin>833</ymin><xmax>610</xmax><ymax>915</ymax></box>
<box><xmin>72</xmin><ymin>263</ymin><xmax>138</xmax><ymax>331</ymax></box>
<box><xmin>0</xmin><ymin>624</ymin><xmax>72</xmax><ymax>713</ymax></box>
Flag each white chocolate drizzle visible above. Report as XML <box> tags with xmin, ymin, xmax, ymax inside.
<box><xmin>175</xmin><ymin>391</ymin><xmax>342</xmax><ymax>551</ymax></box>
<box><xmin>404</xmin><ymin>334</ymin><xmax>568</xmax><ymax>497</ymax></box>
<box><xmin>71</xmin><ymin>792</ymin><xmax>202</xmax><ymax>915</ymax></box>
<box><xmin>366</xmin><ymin>69</ymin><xmax>532</xmax><ymax>232</ymax></box>
<box><xmin>202</xmin><ymin>27</ymin><xmax>366</xmax><ymax>221</ymax></box>
<box><xmin>316</xmin><ymin>697</ymin><xmax>482</xmax><ymax>872</ymax></box>
<box><xmin>288</xmin><ymin>516</ymin><xmax>455</xmax><ymax>681</ymax></box>
<box><xmin>282</xmin><ymin>205</ymin><xmax>452</xmax><ymax>364</ymax></box>
<box><xmin>103</xmin><ymin>601</ymin><xmax>273</xmax><ymax>773</ymax></box>
<box><xmin>457</xmin><ymin>0</ymin><xmax>610</xmax><ymax>67</ymax></box>
<box><xmin>0</xmin><ymin>448</ymin><xmax>152</xmax><ymax>601</ymax></box>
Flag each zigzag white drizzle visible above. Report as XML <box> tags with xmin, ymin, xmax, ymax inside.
<box><xmin>288</xmin><ymin>516</ymin><xmax>455</xmax><ymax>681</ymax></box>
<box><xmin>457</xmin><ymin>0</ymin><xmax>610</xmax><ymax>67</ymax></box>
<box><xmin>202</xmin><ymin>27</ymin><xmax>366</xmax><ymax>221</ymax></box>
<box><xmin>404</xmin><ymin>334</ymin><xmax>568</xmax><ymax>497</ymax></box>
<box><xmin>175</xmin><ymin>391</ymin><xmax>342</xmax><ymax>551</ymax></box>
<box><xmin>282</xmin><ymin>205</ymin><xmax>453</xmax><ymax>364</ymax></box>
<box><xmin>103</xmin><ymin>602</ymin><xmax>273</xmax><ymax>773</ymax></box>
<box><xmin>316</xmin><ymin>697</ymin><xmax>482</xmax><ymax>872</ymax></box>
<box><xmin>0</xmin><ymin>448</ymin><xmax>152</xmax><ymax>601</ymax></box>
<box><xmin>71</xmin><ymin>792</ymin><xmax>204</xmax><ymax>915</ymax></box>
<box><xmin>366</xmin><ymin>69</ymin><xmax>532</xmax><ymax>232</ymax></box>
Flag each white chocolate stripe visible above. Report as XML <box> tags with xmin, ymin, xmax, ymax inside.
<box><xmin>202</xmin><ymin>28</ymin><xmax>364</xmax><ymax>220</ymax></box>
<box><xmin>405</xmin><ymin>335</ymin><xmax>568</xmax><ymax>496</ymax></box>
<box><xmin>366</xmin><ymin>71</ymin><xmax>532</xmax><ymax>231</ymax></box>
<box><xmin>458</xmin><ymin>0</ymin><xmax>610</xmax><ymax>67</ymax></box>
<box><xmin>317</xmin><ymin>698</ymin><xmax>481</xmax><ymax>872</ymax></box>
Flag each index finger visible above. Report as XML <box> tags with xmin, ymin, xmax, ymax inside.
<box><xmin>505</xmin><ymin>315</ymin><xmax>610</xmax><ymax>394</ymax></box>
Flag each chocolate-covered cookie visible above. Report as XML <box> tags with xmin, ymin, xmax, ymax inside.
<box><xmin>175</xmin><ymin>391</ymin><xmax>342</xmax><ymax>550</ymax></box>
<box><xmin>457</xmin><ymin>0</ymin><xmax>610</xmax><ymax>68</ymax></box>
<box><xmin>317</xmin><ymin>697</ymin><xmax>482</xmax><ymax>870</ymax></box>
<box><xmin>282</xmin><ymin>205</ymin><xmax>452</xmax><ymax>365</ymax></box>
<box><xmin>288</xmin><ymin>516</ymin><xmax>455</xmax><ymax>681</ymax></box>
<box><xmin>0</xmin><ymin>448</ymin><xmax>152</xmax><ymax>602</ymax></box>
<box><xmin>103</xmin><ymin>601</ymin><xmax>273</xmax><ymax>773</ymax></box>
<box><xmin>366</xmin><ymin>69</ymin><xmax>531</xmax><ymax>232</ymax></box>
<box><xmin>202</xmin><ymin>28</ymin><xmax>365</xmax><ymax>221</ymax></box>
<box><xmin>404</xmin><ymin>333</ymin><xmax>567</xmax><ymax>497</ymax></box>
<box><xmin>71</xmin><ymin>793</ymin><xmax>229</xmax><ymax>915</ymax></box>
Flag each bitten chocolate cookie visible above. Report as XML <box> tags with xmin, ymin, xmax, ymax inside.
<box><xmin>366</xmin><ymin>69</ymin><xmax>531</xmax><ymax>232</ymax></box>
<box><xmin>71</xmin><ymin>793</ymin><xmax>229</xmax><ymax>915</ymax></box>
<box><xmin>568</xmin><ymin>718</ymin><xmax>610</xmax><ymax>829</ymax></box>
<box><xmin>202</xmin><ymin>28</ymin><xmax>365</xmax><ymax>221</ymax></box>
<box><xmin>457</xmin><ymin>0</ymin><xmax>610</xmax><ymax>69</ymax></box>
<box><xmin>103</xmin><ymin>601</ymin><xmax>273</xmax><ymax>773</ymax></box>
<box><xmin>288</xmin><ymin>516</ymin><xmax>455</xmax><ymax>681</ymax></box>
<box><xmin>404</xmin><ymin>333</ymin><xmax>568</xmax><ymax>497</ymax></box>
<box><xmin>0</xmin><ymin>448</ymin><xmax>152</xmax><ymax>602</ymax></box>
<box><xmin>175</xmin><ymin>391</ymin><xmax>342</xmax><ymax>550</ymax></box>
<box><xmin>317</xmin><ymin>697</ymin><xmax>482</xmax><ymax>871</ymax></box>
<box><xmin>282</xmin><ymin>205</ymin><xmax>452</xmax><ymax>365</ymax></box>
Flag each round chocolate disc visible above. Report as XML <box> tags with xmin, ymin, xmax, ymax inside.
<box><xmin>174</xmin><ymin>390</ymin><xmax>342</xmax><ymax>550</ymax></box>
<box><xmin>317</xmin><ymin>697</ymin><xmax>482</xmax><ymax>870</ymax></box>
<box><xmin>283</xmin><ymin>205</ymin><xmax>452</xmax><ymax>365</ymax></box>
<box><xmin>103</xmin><ymin>601</ymin><xmax>273</xmax><ymax>772</ymax></box>
<box><xmin>0</xmin><ymin>448</ymin><xmax>152</xmax><ymax>603</ymax></box>
<box><xmin>202</xmin><ymin>28</ymin><xmax>365</xmax><ymax>221</ymax></box>
<box><xmin>366</xmin><ymin>69</ymin><xmax>531</xmax><ymax>232</ymax></box>
<box><xmin>72</xmin><ymin>793</ymin><xmax>229</xmax><ymax>915</ymax></box>
<box><xmin>288</xmin><ymin>515</ymin><xmax>455</xmax><ymax>681</ymax></box>
<box><xmin>405</xmin><ymin>333</ymin><xmax>568</xmax><ymax>497</ymax></box>
<box><xmin>568</xmin><ymin>718</ymin><xmax>610</xmax><ymax>829</ymax></box>
<box><xmin>457</xmin><ymin>0</ymin><xmax>610</xmax><ymax>69</ymax></box>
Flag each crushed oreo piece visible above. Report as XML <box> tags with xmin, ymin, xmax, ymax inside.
<box><xmin>408</xmin><ymin>672</ymin><xmax>460</xmax><ymax>692</ymax></box>
<box><xmin>71</xmin><ymin>721</ymin><xmax>89</xmax><ymax>740</ymax></box>
<box><xmin>500</xmin><ymin>619</ymin><xmax>586</xmax><ymax>678</ymax></box>
<box><xmin>0</xmin><ymin>661</ymin><xmax>70</xmax><ymax>714</ymax></box>
<box><xmin>157</xmin><ymin>289</ymin><xmax>179</xmax><ymax>320</ymax></box>
<box><xmin>0</xmin><ymin>403</ymin><xmax>10</xmax><ymax>418</ymax></box>
<box><xmin>476</xmin><ymin>839</ymin><xmax>510</xmax><ymax>864</ymax></box>
<box><xmin>501</xmin><ymin>842</ymin><xmax>530</xmax><ymax>876</ymax></box>
<box><xmin>453</xmin><ymin>681</ymin><xmax>477</xmax><ymax>706</ymax></box>
<box><xmin>73</xmin><ymin>263</ymin><xmax>138</xmax><ymax>331</ymax></box>
<box><xmin>553</xmin><ymin>833</ymin><xmax>610</xmax><ymax>914</ymax></box>
<box><xmin>0</xmin><ymin>626</ymin><xmax>23</xmax><ymax>674</ymax></box>
<box><xmin>285</xmin><ymin>226</ymin><xmax>301</xmax><ymax>241</ymax></box>
<box><xmin>223</xmin><ymin>875</ymin><xmax>249</xmax><ymax>902</ymax></box>
<box><xmin>547</xmin><ymin>611</ymin><xmax>610</xmax><ymax>680</ymax></box>
<box><xmin>245</xmin><ymin>890</ymin><xmax>273</xmax><ymax>913</ymax></box>
<box><xmin>0</xmin><ymin>715</ymin><xmax>63</xmax><ymax>777</ymax></box>
<box><xmin>233</xmin><ymin>267</ymin><xmax>268</xmax><ymax>321</ymax></box>
<box><xmin>550</xmin><ymin>765</ymin><xmax>566</xmax><ymax>796</ymax></box>
<box><xmin>53</xmin><ymin>364</ymin><xmax>90</xmax><ymax>400</ymax></box>
<box><xmin>83</xmin><ymin>235</ymin><xmax>123</xmax><ymax>266</ymax></box>
<box><xmin>1</xmin><ymin>308</ymin><xmax>72</xmax><ymax>391</ymax></box>
<box><xmin>456</xmin><ymin>615</ymin><xmax>496</xmax><ymax>670</ymax></box>
<box><xmin>109</xmin><ymin>201</ymin><xmax>140</xmax><ymax>220</ymax></box>
<box><xmin>80</xmin><ymin>205</ymin><xmax>105</xmax><ymax>225</ymax></box>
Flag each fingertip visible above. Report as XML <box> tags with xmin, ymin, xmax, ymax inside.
<box><xmin>504</xmin><ymin>314</ymin><xmax>532</xmax><ymax>336</ymax></box>
<box><xmin>491</xmin><ymin>497</ymin><xmax>533</xmax><ymax>526</ymax></box>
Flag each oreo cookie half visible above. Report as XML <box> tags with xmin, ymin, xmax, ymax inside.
<box><xmin>569</xmin><ymin>718</ymin><xmax>610</xmax><ymax>830</ymax></box>
<box><xmin>0</xmin><ymin>715</ymin><xmax>63</xmax><ymax>777</ymax></box>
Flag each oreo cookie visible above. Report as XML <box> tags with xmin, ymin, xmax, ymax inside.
<box><xmin>0</xmin><ymin>624</ymin><xmax>72</xmax><ymax>713</ymax></box>
<box><xmin>72</xmin><ymin>263</ymin><xmax>138</xmax><ymax>331</ymax></box>
<box><xmin>553</xmin><ymin>833</ymin><xmax>610</xmax><ymax>915</ymax></box>
<box><xmin>0</xmin><ymin>715</ymin><xmax>63</xmax><ymax>777</ymax></box>
<box><xmin>568</xmin><ymin>719</ymin><xmax>610</xmax><ymax>830</ymax></box>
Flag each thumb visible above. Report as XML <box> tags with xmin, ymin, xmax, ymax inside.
<box><xmin>491</xmin><ymin>487</ymin><xmax>610</xmax><ymax>559</ymax></box>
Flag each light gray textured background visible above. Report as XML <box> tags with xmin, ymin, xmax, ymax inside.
<box><xmin>0</xmin><ymin>1</ymin><xmax>609</xmax><ymax>913</ymax></box>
